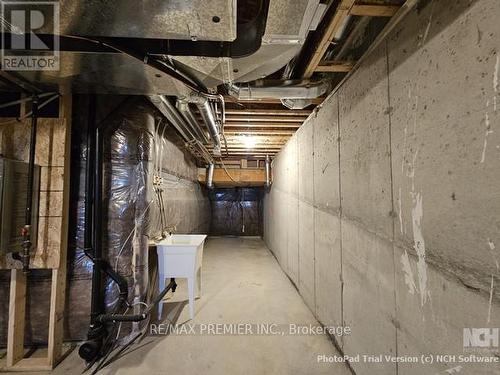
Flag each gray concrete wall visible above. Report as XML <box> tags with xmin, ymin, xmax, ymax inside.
<box><xmin>263</xmin><ymin>1</ymin><xmax>500</xmax><ymax>374</ymax></box>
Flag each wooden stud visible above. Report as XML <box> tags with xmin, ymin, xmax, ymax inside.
<box><xmin>315</xmin><ymin>60</ymin><xmax>354</xmax><ymax>73</ymax></box>
<box><xmin>350</xmin><ymin>4</ymin><xmax>400</xmax><ymax>17</ymax></box>
<box><xmin>225</xmin><ymin>115</ymin><xmax>306</xmax><ymax>123</ymax></box>
<box><xmin>225</xmin><ymin>109</ymin><xmax>312</xmax><ymax>116</ymax></box>
<box><xmin>224</xmin><ymin>123</ymin><xmax>301</xmax><ymax>128</ymax></box>
<box><xmin>223</xmin><ymin>96</ymin><xmax>325</xmax><ymax>105</ymax></box>
<box><xmin>303</xmin><ymin>0</ymin><xmax>356</xmax><ymax>78</ymax></box>
<box><xmin>7</xmin><ymin>269</ymin><xmax>27</xmax><ymax>367</ymax></box>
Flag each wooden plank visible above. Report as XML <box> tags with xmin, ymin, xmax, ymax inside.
<box><xmin>225</xmin><ymin>109</ymin><xmax>312</xmax><ymax>116</ymax></box>
<box><xmin>3</xmin><ymin>357</ymin><xmax>52</xmax><ymax>372</ymax></box>
<box><xmin>210</xmin><ymin>146</ymin><xmax>283</xmax><ymax>150</ymax></box>
<box><xmin>7</xmin><ymin>269</ymin><xmax>26</xmax><ymax>367</ymax></box>
<box><xmin>226</xmin><ymin>115</ymin><xmax>305</xmax><ymax>123</ymax></box>
<box><xmin>224</xmin><ymin>123</ymin><xmax>301</xmax><ymax>128</ymax></box>
<box><xmin>223</xmin><ymin>96</ymin><xmax>325</xmax><ymax>105</ymax></box>
<box><xmin>224</xmin><ymin>129</ymin><xmax>296</xmax><ymax>135</ymax></box>
<box><xmin>315</xmin><ymin>60</ymin><xmax>354</xmax><ymax>73</ymax></box>
<box><xmin>198</xmin><ymin>168</ymin><xmax>266</xmax><ymax>186</ymax></box>
<box><xmin>350</xmin><ymin>4</ymin><xmax>400</xmax><ymax>17</ymax></box>
<box><xmin>240</xmin><ymin>159</ymin><xmax>247</xmax><ymax>169</ymax></box>
<box><xmin>303</xmin><ymin>0</ymin><xmax>356</xmax><ymax>78</ymax></box>
<box><xmin>47</xmin><ymin>94</ymin><xmax>71</xmax><ymax>368</ymax></box>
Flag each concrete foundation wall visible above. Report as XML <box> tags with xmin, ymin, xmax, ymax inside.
<box><xmin>264</xmin><ymin>1</ymin><xmax>500</xmax><ymax>373</ymax></box>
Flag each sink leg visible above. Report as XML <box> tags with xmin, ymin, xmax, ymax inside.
<box><xmin>196</xmin><ymin>268</ymin><xmax>202</xmax><ymax>298</ymax></box>
<box><xmin>158</xmin><ymin>273</ymin><xmax>165</xmax><ymax>319</ymax></box>
<box><xmin>187</xmin><ymin>277</ymin><xmax>195</xmax><ymax>320</ymax></box>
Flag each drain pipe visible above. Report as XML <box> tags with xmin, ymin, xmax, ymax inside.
<box><xmin>265</xmin><ymin>155</ymin><xmax>272</xmax><ymax>188</ymax></box>
<box><xmin>79</xmin><ymin>99</ymin><xmax>133</xmax><ymax>363</ymax></box>
<box><xmin>189</xmin><ymin>94</ymin><xmax>221</xmax><ymax>156</ymax></box>
<box><xmin>228</xmin><ymin>80</ymin><xmax>330</xmax><ymax>101</ymax></box>
<box><xmin>19</xmin><ymin>95</ymin><xmax>39</xmax><ymax>273</ymax></box>
<box><xmin>206</xmin><ymin>162</ymin><xmax>215</xmax><ymax>189</ymax></box>
<box><xmin>176</xmin><ymin>99</ymin><xmax>209</xmax><ymax>143</ymax></box>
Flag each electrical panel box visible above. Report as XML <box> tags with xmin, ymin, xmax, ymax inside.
<box><xmin>0</xmin><ymin>157</ymin><xmax>40</xmax><ymax>254</ymax></box>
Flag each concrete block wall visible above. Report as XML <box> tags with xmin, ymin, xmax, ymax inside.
<box><xmin>263</xmin><ymin>1</ymin><xmax>500</xmax><ymax>374</ymax></box>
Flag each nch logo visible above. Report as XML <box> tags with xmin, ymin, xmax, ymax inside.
<box><xmin>463</xmin><ymin>328</ymin><xmax>499</xmax><ymax>348</ymax></box>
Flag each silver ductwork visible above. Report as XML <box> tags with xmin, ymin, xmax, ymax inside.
<box><xmin>176</xmin><ymin>99</ymin><xmax>209</xmax><ymax>143</ymax></box>
<box><xmin>265</xmin><ymin>155</ymin><xmax>272</xmax><ymax>188</ymax></box>
<box><xmin>207</xmin><ymin>163</ymin><xmax>215</xmax><ymax>189</ymax></box>
<box><xmin>228</xmin><ymin>80</ymin><xmax>330</xmax><ymax>101</ymax></box>
<box><xmin>186</xmin><ymin>94</ymin><xmax>222</xmax><ymax>157</ymax></box>
<box><xmin>148</xmin><ymin>95</ymin><xmax>195</xmax><ymax>141</ymax></box>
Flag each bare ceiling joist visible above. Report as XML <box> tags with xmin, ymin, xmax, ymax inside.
<box><xmin>225</xmin><ymin>115</ymin><xmax>306</xmax><ymax>123</ymax></box>
<box><xmin>224</xmin><ymin>129</ymin><xmax>296</xmax><ymax>135</ymax></box>
<box><xmin>350</xmin><ymin>4</ymin><xmax>401</xmax><ymax>17</ymax></box>
<box><xmin>223</xmin><ymin>96</ymin><xmax>325</xmax><ymax>105</ymax></box>
<box><xmin>224</xmin><ymin>123</ymin><xmax>302</xmax><ymax>129</ymax></box>
<box><xmin>303</xmin><ymin>0</ymin><xmax>357</xmax><ymax>78</ymax></box>
<box><xmin>302</xmin><ymin>0</ymin><xmax>403</xmax><ymax>78</ymax></box>
<box><xmin>315</xmin><ymin>60</ymin><xmax>354</xmax><ymax>73</ymax></box>
<box><xmin>225</xmin><ymin>109</ymin><xmax>312</xmax><ymax>116</ymax></box>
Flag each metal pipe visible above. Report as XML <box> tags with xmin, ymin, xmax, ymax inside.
<box><xmin>148</xmin><ymin>95</ymin><xmax>195</xmax><ymax>142</ymax></box>
<box><xmin>228</xmin><ymin>81</ymin><xmax>330</xmax><ymax>100</ymax></box>
<box><xmin>20</xmin><ymin>95</ymin><xmax>39</xmax><ymax>273</ymax></box>
<box><xmin>84</xmin><ymin>96</ymin><xmax>96</xmax><ymax>258</ymax></box>
<box><xmin>176</xmin><ymin>99</ymin><xmax>209</xmax><ymax>143</ymax></box>
<box><xmin>18</xmin><ymin>94</ymin><xmax>59</xmax><ymax>121</ymax></box>
<box><xmin>207</xmin><ymin>163</ymin><xmax>215</xmax><ymax>189</ymax></box>
<box><xmin>91</xmin><ymin>120</ymin><xmax>105</xmax><ymax>326</ymax></box>
<box><xmin>97</xmin><ymin>279</ymin><xmax>177</xmax><ymax>323</ymax></box>
<box><xmin>193</xmin><ymin>96</ymin><xmax>221</xmax><ymax>156</ymax></box>
<box><xmin>0</xmin><ymin>92</ymin><xmax>55</xmax><ymax>110</ymax></box>
<box><xmin>265</xmin><ymin>155</ymin><xmax>272</xmax><ymax>188</ymax></box>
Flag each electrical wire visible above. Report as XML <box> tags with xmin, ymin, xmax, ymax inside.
<box><xmin>218</xmin><ymin>157</ymin><xmax>242</xmax><ymax>185</ymax></box>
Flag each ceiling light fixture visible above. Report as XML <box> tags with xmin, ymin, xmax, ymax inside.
<box><xmin>239</xmin><ymin>135</ymin><xmax>257</xmax><ymax>149</ymax></box>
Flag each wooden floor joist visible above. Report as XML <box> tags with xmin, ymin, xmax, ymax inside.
<box><xmin>225</xmin><ymin>109</ymin><xmax>312</xmax><ymax>116</ymax></box>
<box><xmin>224</xmin><ymin>123</ymin><xmax>302</xmax><ymax>129</ymax></box>
<box><xmin>198</xmin><ymin>168</ymin><xmax>267</xmax><ymax>187</ymax></box>
<box><xmin>225</xmin><ymin>115</ymin><xmax>306</xmax><ymax>123</ymax></box>
<box><xmin>350</xmin><ymin>4</ymin><xmax>401</xmax><ymax>17</ymax></box>
<box><xmin>223</xmin><ymin>96</ymin><xmax>325</xmax><ymax>105</ymax></box>
<box><xmin>315</xmin><ymin>60</ymin><xmax>354</xmax><ymax>73</ymax></box>
<box><xmin>303</xmin><ymin>0</ymin><xmax>356</xmax><ymax>78</ymax></box>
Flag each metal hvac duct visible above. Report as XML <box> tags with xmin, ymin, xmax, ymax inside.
<box><xmin>187</xmin><ymin>94</ymin><xmax>222</xmax><ymax>156</ymax></box>
<box><xmin>176</xmin><ymin>99</ymin><xmax>209</xmax><ymax>143</ymax></box>
<box><xmin>228</xmin><ymin>80</ymin><xmax>330</xmax><ymax>101</ymax></box>
<box><xmin>265</xmin><ymin>155</ymin><xmax>271</xmax><ymax>188</ymax></box>
<box><xmin>207</xmin><ymin>163</ymin><xmax>215</xmax><ymax>189</ymax></box>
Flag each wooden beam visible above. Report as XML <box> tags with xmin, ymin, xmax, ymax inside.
<box><xmin>224</xmin><ymin>96</ymin><xmax>325</xmax><ymax>105</ymax></box>
<box><xmin>303</xmin><ymin>0</ymin><xmax>356</xmax><ymax>78</ymax></box>
<box><xmin>224</xmin><ymin>123</ymin><xmax>301</xmax><ymax>128</ymax></box>
<box><xmin>198</xmin><ymin>168</ymin><xmax>267</xmax><ymax>186</ymax></box>
<box><xmin>226</xmin><ymin>115</ymin><xmax>306</xmax><ymax>123</ymax></box>
<box><xmin>350</xmin><ymin>4</ymin><xmax>400</xmax><ymax>17</ymax></box>
<box><xmin>315</xmin><ymin>60</ymin><xmax>354</xmax><ymax>73</ymax></box>
<box><xmin>210</xmin><ymin>145</ymin><xmax>283</xmax><ymax>149</ymax></box>
<box><xmin>7</xmin><ymin>269</ymin><xmax>26</xmax><ymax>367</ymax></box>
<box><xmin>225</xmin><ymin>109</ymin><xmax>312</xmax><ymax>116</ymax></box>
<box><xmin>224</xmin><ymin>129</ymin><xmax>296</xmax><ymax>135</ymax></box>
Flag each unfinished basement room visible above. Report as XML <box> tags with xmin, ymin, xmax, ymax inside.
<box><xmin>0</xmin><ymin>0</ymin><xmax>499</xmax><ymax>374</ymax></box>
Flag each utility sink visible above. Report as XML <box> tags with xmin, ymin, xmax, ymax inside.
<box><xmin>156</xmin><ymin>234</ymin><xmax>207</xmax><ymax>319</ymax></box>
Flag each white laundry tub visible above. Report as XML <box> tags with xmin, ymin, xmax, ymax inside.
<box><xmin>156</xmin><ymin>234</ymin><xmax>207</xmax><ymax>319</ymax></box>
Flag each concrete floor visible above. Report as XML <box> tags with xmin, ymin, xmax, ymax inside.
<box><xmin>29</xmin><ymin>237</ymin><xmax>350</xmax><ymax>375</ymax></box>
